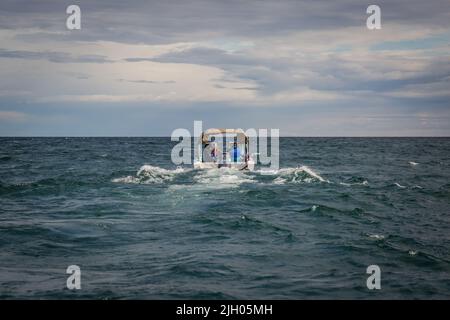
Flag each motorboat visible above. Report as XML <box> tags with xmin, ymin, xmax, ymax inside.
<box><xmin>194</xmin><ymin>128</ymin><xmax>255</xmax><ymax>171</ymax></box>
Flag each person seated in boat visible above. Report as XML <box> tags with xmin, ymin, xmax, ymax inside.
<box><xmin>210</xmin><ymin>140</ymin><xmax>219</xmax><ymax>162</ymax></box>
<box><xmin>203</xmin><ymin>137</ymin><xmax>220</xmax><ymax>163</ymax></box>
<box><xmin>229</xmin><ymin>142</ymin><xmax>241</xmax><ymax>162</ymax></box>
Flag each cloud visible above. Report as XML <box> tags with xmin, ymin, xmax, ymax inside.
<box><xmin>0</xmin><ymin>48</ymin><xmax>113</xmax><ymax>63</ymax></box>
<box><xmin>2</xmin><ymin>1</ymin><xmax>450</xmax><ymax>44</ymax></box>
<box><xmin>129</xmin><ymin>47</ymin><xmax>256</xmax><ymax>66</ymax></box>
<box><xmin>132</xmin><ymin>29</ymin><xmax>450</xmax><ymax>101</ymax></box>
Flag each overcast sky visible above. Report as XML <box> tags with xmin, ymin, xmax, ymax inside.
<box><xmin>0</xmin><ymin>0</ymin><xmax>449</xmax><ymax>136</ymax></box>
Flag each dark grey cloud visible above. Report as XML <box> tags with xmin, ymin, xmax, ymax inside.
<box><xmin>93</xmin><ymin>51</ymin><xmax>450</xmax><ymax>107</ymax></box>
<box><xmin>1</xmin><ymin>0</ymin><xmax>449</xmax><ymax>45</ymax></box>
<box><xmin>142</xmin><ymin>44</ymin><xmax>450</xmax><ymax>101</ymax></box>
<box><xmin>0</xmin><ymin>48</ymin><xmax>113</xmax><ymax>63</ymax></box>
<box><xmin>127</xmin><ymin>47</ymin><xmax>256</xmax><ymax>66</ymax></box>
<box><xmin>304</xmin><ymin>55</ymin><xmax>450</xmax><ymax>94</ymax></box>
<box><xmin>135</xmin><ymin>46</ymin><xmax>293</xmax><ymax>94</ymax></box>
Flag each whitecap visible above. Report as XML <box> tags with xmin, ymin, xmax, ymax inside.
<box><xmin>137</xmin><ymin>165</ymin><xmax>185</xmax><ymax>177</ymax></box>
<box><xmin>340</xmin><ymin>180</ymin><xmax>368</xmax><ymax>187</ymax></box>
<box><xmin>368</xmin><ymin>234</ymin><xmax>385</xmax><ymax>240</ymax></box>
<box><xmin>113</xmin><ymin>165</ymin><xmax>187</xmax><ymax>184</ymax></box>
<box><xmin>394</xmin><ymin>182</ymin><xmax>406</xmax><ymax>189</ymax></box>
<box><xmin>112</xmin><ymin>176</ymin><xmax>138</xmax><ymax>183</ymax></box>
<box><xmin>273</xmin><ymin>177</ymin><xmax>287</xmax><ymax>185</ymax></box>
<box><xmin>255</xmin><ymin>169</ymin><xmax>279</xmax><ymax>175</ymax></box>
<box><xmin>275</xmin><ymin>166</ymin><xmax>329</xmax><ymax>183</ymax></box>
<box><xmin>409</xmin><ymin>161</ymin><xmax>419</xmax><ymax>166</ymax></box>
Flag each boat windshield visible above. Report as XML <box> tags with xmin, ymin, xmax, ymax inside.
<box><xmin>201</xmin><ymin>133</ymin><xmax>246</xmax><ymax>164</ymax></box>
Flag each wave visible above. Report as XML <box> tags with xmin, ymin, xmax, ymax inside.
<box><xmin>383</xmin><ymin>182</ymin><xmax>423</xmax><ymax>190</ymax></box>
<box><xmin>340</xmin><ymin>181</ymin><xmax>368</xmax><ymax>186</ymax></box>
<box><xmin>0</xmin><ymin>177</ymin><xmax>88</xmax><ymax>195</ymax></box>
<box><xmin>112</xmin><ymin>165</ymin><xmax>187</xmax><ymax>184</ymax></box>
<box><xmin>296</xmin><ymin>204</ymin><xmax>366</xmax><ymax>225</ymax></box>
<box><xmin>113</xmin><ymin>164</ymin><xmax>328</xmax><ymax>186</ymax></box>
<box><xmin>368</xmin><ymin>234</ymin><xmax>385</xmax><ymax>240</ymax></box>
<box><xmin>394</xmin><ymin>182</ymin><xmax>407</xmax><ymax>189</ymax></box>
<box><xmin>261</xmin><ymin>166</ymin><xmax>328</xmax><ymax>184</ymax></box>
<box><xmin>340</xmin><ymin>180</ymin><xmax>368</xmax><ymax>187</ymax></box>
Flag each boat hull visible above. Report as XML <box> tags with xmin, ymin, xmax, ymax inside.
<box><xmin>194</xmin><ymin>160</ymin><xmax>255</xmax><ymax>171</ymax></box>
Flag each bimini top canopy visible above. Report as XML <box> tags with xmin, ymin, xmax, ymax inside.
<box><xmin>201</xmin><ymin>128</ymin><xmax>247</xmax><ymax>144</ymax></box>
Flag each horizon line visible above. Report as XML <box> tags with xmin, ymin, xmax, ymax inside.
<box><xmin>1</xmin><ymin>136</ymin><xmax>450</xmax><ymax>138</ymax></box>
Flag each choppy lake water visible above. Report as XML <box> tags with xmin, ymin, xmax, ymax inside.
<box><xmin>1</xmin><ymin>137</ymin><xmax>449</xmax><ymax>299</ymax></box>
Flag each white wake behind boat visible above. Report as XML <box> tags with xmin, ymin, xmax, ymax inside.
<box><xmin>194</xmin><ymin>128</ymin><xmax>255</xmax><ymax>171</ymax></box>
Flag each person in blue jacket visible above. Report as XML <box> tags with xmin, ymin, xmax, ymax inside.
<box><xmin>230</xmin><ymin>142</ymin><xmax>241</xmax><ymax>162</ymax></box>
